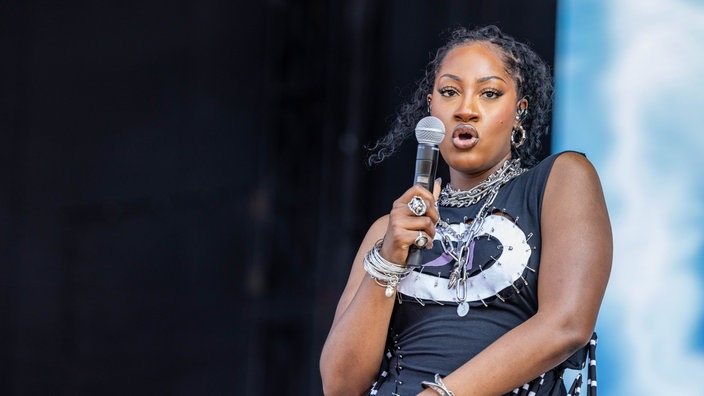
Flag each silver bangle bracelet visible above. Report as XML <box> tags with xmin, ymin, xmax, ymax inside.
<box><xmin>421</xmin><ymin>374</ymin><xmax>455</xmax><ymax>396</ymax></box>
<box><xmin>363</xmin><ymin>240</ymin><xmax>411</xmax><ymax>298</ymax></box>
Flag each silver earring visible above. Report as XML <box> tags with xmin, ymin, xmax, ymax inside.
<box><xmin>427</xmin><ymin>103</ymin><xmax>432</xmax><ymax>114</ymax></box>
<box><xmin>511</xmin><ymin>125</ymin><xmax>526</xmax><ymax>148</ymax></box>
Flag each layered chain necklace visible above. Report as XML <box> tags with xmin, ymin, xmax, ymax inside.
<box><xmin>438</xmin><ymin>158</ymin><xmax>526</xmax><ymax>208</ymax></box>
<box><xmin>435</xmin><ymin>159</ymin><xmax>525</xmax><ymax>316</ymax></box>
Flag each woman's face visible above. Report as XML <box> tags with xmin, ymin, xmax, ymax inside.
<box><xmin>429</xmin><ymin>43</ymin><xmax>524</xmax><ymax>186</ymax></box>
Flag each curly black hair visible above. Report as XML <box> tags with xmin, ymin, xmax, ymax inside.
<box><xmin>367</xmin><ymin>25</ymin><xmax>553</xmax><ymax>168</ymax></box>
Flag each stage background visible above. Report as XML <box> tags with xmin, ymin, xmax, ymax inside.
<box><xmin>0</xmin><ymin>1</ymin><xmax>556</xmax><ymax>395</ymax></box>
<box><xmin>553</xmin><ymin>0</ymin><xmax>704</xmax><ymax>394</ymax></box>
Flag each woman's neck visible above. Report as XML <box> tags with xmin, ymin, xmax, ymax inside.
<box><xmin>448</xmin><ymin>160</ymin><xmax>510</xmax><ymax>190</ymax></box>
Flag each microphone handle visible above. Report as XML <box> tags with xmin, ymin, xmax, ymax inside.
<box><xmin>413</xmin><ymin>144</ymin><xmax>439</xmax><ymax>192</ymax></box>
<box><xmin>407</xmin><ymin>245</ymin><xmax>423</xmax><ymax>266</ymax></box>
<box><xmin>406</xmin><ymin>143</ymin><xmax>439</xmax><ymax>266</ymax></box>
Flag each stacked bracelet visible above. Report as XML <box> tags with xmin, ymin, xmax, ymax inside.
<box><xmin>421</xmin><ymin>374</ymin><xmax>455</xmax><ymax>396</ymax></box>
<box><xmin>363</xmin><ymin>240</ymin><xmax>412</xmax><ymax>297</ymax></box>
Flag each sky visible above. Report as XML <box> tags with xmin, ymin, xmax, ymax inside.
<box><xmin>553</xmin><ymin>0</ymin><xmax>704</xmax><ymax>394</ymax></box>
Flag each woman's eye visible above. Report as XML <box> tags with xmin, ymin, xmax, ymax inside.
<box><xmin>439</xmin><ymin>87</ymin><xmax>459</xmax><ymax>97</ymax></box>
<box><xmin>482</xmin><ymin>90</ymin><xmax>502</xmax><ymax>99</ymax></box>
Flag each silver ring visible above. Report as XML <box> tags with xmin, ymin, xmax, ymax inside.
<box><xmin>414</xmin><ymin>231</ymin><xmax>429</xmax><ymax>248</ymax></box>
<box><xmin>407</xmin><ymin>195</ymin><xmax>427</xmax><ymax>217</ymax></box>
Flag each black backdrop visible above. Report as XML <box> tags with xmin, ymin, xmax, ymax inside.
<box><xmin>0</xmin><ymin>1</ymin><xmax>556</xmax><ymax>395</ymax></box>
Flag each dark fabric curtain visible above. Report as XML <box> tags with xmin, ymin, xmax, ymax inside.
<box><xmin>0</xmin><ymin>1</ymin><xmax>556</xmax><ymax>394</ymax></box>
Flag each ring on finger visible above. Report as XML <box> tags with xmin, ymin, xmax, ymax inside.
<box><xmin>408</xmin><ymin>195</ymin><xmax>427</xmax><ymax>217</ymax></box>
<box><xmin>414</xmin><ymin>230</ymin><xmax>429</xmax><ymax>248</ymax></box>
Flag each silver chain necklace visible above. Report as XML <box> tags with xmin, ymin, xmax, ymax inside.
<box><xmin>435</xmin><ymin>159</ymin><xmax>525</xmax><ymax>316</ymax></box>
<box><xmin>438</xmin><ymin>159</ymin><xmax>525</xmax><ymax>208</ymax></box>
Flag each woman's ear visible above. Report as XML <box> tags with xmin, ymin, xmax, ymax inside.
<box><xmin>517</xmin><ymin>97</ymin><xmax>528</xmax><ymax>112</ymax></box>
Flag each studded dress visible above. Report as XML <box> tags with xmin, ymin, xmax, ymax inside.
<box><xmin>367</xmin><ymin>153</ymin><xmax>590</xmax><ymax>396</ymax></box>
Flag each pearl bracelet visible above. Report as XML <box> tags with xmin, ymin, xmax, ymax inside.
<box><xmin>421</xmin><ymin>374</ymin><xmax>455</xmax><ymax>396</ymax></box>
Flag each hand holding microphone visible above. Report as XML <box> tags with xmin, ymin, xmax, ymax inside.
<box><xmin>406</xmin><ymin>116</ymin><xmax>444</xmax><ymax>266</ymax></box>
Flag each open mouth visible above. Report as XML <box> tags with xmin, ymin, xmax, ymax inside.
<box><xmin>452</xmin><ymin>124</ymin><xmax>479</xmax><ymax>149</ymax></box>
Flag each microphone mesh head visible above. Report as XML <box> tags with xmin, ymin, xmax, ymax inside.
<box><xmin>415</xmin><ymin>116</ymin><xmax>445</xmax><ymax>145</ymax></box>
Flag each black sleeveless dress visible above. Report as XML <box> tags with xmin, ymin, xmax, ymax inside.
<box><xmin>368</xmin><ymin>153</ymin><xmax>589</xmax><ymax>396</ymax></box>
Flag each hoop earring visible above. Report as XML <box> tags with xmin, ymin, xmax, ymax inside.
<box><xmin>511</xmin><ymin>125</ymin><xmax>526</xmax><ymax>148</ymax></box>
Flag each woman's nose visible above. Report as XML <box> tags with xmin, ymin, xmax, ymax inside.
<box><xmin>454</xmin><ymin>97</ymin><xmax>478</xmax><ymax>123</ymax></box>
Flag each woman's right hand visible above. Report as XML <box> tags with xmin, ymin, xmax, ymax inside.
<box><xmin>380</xmin><ymin>180</ymin><xmax>441</xmax><ymax>265</ymax></box>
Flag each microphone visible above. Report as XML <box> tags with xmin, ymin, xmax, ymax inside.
<box><xmin>407</xmin><ymin>116</ymin><xmax>445</xmax><ymax>266</ymax></box>
<box><xmin>412</xmin><ymin>116</ymin><xmax>445</xmax><ymax>191</ymax></box>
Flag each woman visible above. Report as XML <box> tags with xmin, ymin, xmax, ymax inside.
<box><xmin>320</xmin><ymin>25</ymin><xmax>612</xmax><ymax>396</ymax></box>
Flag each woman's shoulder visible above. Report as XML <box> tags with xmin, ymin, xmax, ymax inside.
<box><xmin>548</xmin><ymin>151</ymin><xmax>599</xmax><ymax>180</ymax></box>
<box><xmin>511</xmin><ymin>151</ymin><xmax>597</xmax><ymax>204</ymax></box>
<box><xmin>524</xmin><ymin>151</ymin><xmax>592</xmax><ymax>181</ymax></box>
<box><xmin>543</xmin><ymin>151</ymin><xmax>604</xmax><ymax>202</ymax></box>
<box><xmin>534</xmin><ymin>150</ymin><xmax>587</xmax><ymax>171</ymax></box>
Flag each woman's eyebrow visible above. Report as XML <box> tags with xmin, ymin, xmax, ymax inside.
<box><xmin>438</xmin><ymin>74</ymin><xmax>507</xmax><ymax>83</ymax></box>
<box><xmin>476</xmin><ymin>75</ymin><xmax>506</xmax><ymax>83</ymax></box>
<box><xmin>438</xmin><ymin>73</ymin><xmax>462</xmax><ymax>82</ymax></box>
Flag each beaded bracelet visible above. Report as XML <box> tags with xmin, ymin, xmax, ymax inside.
<box><xmin>363</xmin><ymin>240</ymin><xmax>412</xmax><ymax>297</ymax></box>
<box><xmin>421</xmin><ymin>374</ymin><xmax>455</xmax><ymax>396</ymax></box>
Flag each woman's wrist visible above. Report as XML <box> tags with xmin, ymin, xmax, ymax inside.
<box><xmin>420</xmin><ymin>374</ymin><xmax>455</xmax><ymax>396</ymax></box>
<box><xmin>363</xmin><ymin>240</ymin><xmax>412</xmax><ymax>297</ymax></box>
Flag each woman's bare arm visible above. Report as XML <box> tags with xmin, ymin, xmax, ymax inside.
<box><xmin>321</xmin><ymin>183</ymin><xmax>440</xmax><ymax>395</ymax></box>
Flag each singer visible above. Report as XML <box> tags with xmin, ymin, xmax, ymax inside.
<box><xmin>320</xmin><ymin>25</ymin><xmax>612</xmax><ymax>396</ymax></box>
